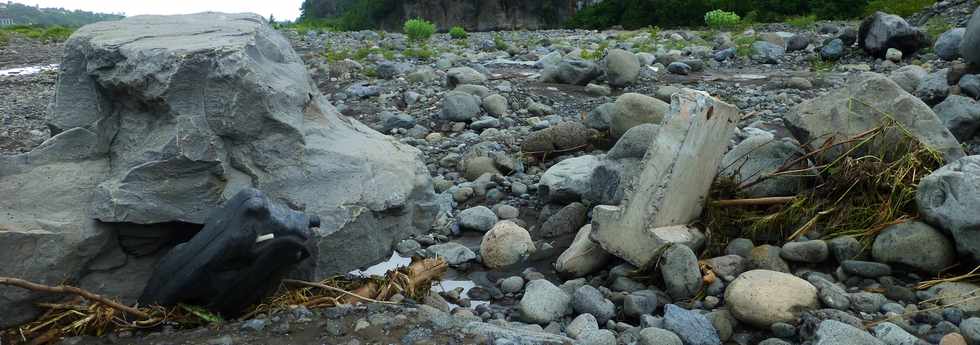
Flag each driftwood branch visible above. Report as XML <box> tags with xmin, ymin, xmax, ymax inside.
<box><xmin>711</xmin><ymin>196</ymin><xmax>796</xmax><ymax>207</ymax></box>
<box><xmin>282</xmin><ymin>279</ymin><xmax>395</xmax><ymax>305</ymax></box>
<box><xmin>0</xmin><ymin>277</ymin><xmax>149</xmax><ymax>319</ymax></box>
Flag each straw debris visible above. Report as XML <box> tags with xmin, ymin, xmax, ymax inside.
<box><xmin>1</xmin><ymin>257</ymin><xmax>447</xmax><ymax>345</ymax></box>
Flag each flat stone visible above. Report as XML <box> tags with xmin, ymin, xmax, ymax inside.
<box><xmin>725</xmin><ymin>270</ymin><xmax>820</xmax><ymax>328</ymax></box>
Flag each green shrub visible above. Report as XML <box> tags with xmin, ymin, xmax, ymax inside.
<box><xmin>705</xmin><ymin>10</ymin><xmax>741</xmax><ymax>29</ymax></box>
<box><xmin>3</xmin><ymin>25</ymin><xmax>74</xmax><ymax>43</ymax></box>
<box><xmin>0</xmin><ymin>31</ymin><xmax>9</xmax><ymax>47</ymax></box>
<box><xmin>449</xmin><ymin>26</ymin><xmax>468</xmax><ymax>39</ymax></box>
<box><xmin>865</xmin><ymin>0</ymin><xmax>935</xmax><ymax>17</ymax></box>
<box><xmin>580</xmin><ymin>41</ymin><xmax>609</xmax><ymax>60</ymax></box>
<box><xmin>404</xmin><ymin>18</ymin><xmax>436</xmax><ymax>43</ymax></box>
<box><xmin>786</xmin><ymin>14</ymin><xmax>817</xmax><ymax>28</ymax></box>
<box><xmin>493</xmin><ymin>34</ymin><xmax>509</xmax><ymax>51</ymax></box>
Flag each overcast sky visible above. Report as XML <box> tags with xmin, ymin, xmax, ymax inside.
<box><xmin>10</xmin><ymin>0</ymin><xmax>305</xmax><ymax>21</ymax></box>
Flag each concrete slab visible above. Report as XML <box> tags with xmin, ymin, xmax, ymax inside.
<box><xmin>591</xmin><ymin>89</ymin><xmax>739</xmax><ymax>267</ymax></box>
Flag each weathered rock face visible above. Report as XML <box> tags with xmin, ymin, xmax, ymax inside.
<box><xmin>0</xmin><ymin>13</ymin><xmax>437</xmax><ymax>327</ymax></box>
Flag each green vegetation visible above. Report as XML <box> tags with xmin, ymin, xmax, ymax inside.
<box><xmin>581</xmin><ymin>41</ymin><xmax>610</xmax><ymax>60</ymax></box>
<box><xmin>493</xmin><ymin>34</ymin><xmax>509</xmax><ymax>51</ymax></box>
<box><xmin>404</xmin><ymin>46</ymin><xmax>435</xmax><ymax>60</ymax></box>
<box><xmin>733</xmin><ymin>35</ymin><xmax>757</xmax><ymax>57</ymax></box>
<box><xmin>565</xmin><ymin>0</ymin><xmax>935</xmax><ymax>30</ymax></box>
<box><xmin>295</xmin><ymin>0</ymin><xmax>396</xmax><ymax>31</ymax></box>
<box><xmin>0</xmin><ymin>25</ymin><xmax>75</xmax><ymax>43</ymax></box>
<box><xmin>1</xmin><ymin>2</ymin><xmax>122</xmax><ymax>27</ymax></box>
<box><xmin>786</xmin><ymin>14</ymin><xmax>817</xmax><ymax>29</ymax></box>
<box><xmin>404</xmin><ymin>18</ymin><xmax>436</xmax><ymax>43</ymax></box>
<box><xmin>449</xmin><ymin>26</ymin><xmax>468</xmax><ymax>40</ymax></box>
<box><xmin>923</xmin><ymin>17</ymin><xmax>954</xmax><ymax>42</ymax></box>
<box><xmin>704</xmin><ymin>10</ymin><xmax>741</xmax><ymax>29</ymax></box>
<box><xmin>865</xmin><ymin>0</ymin><xmax>935</xmax><ymax>17</ymax></box>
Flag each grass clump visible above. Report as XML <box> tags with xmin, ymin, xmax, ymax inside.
<box><xmin>404</xmin><ymin>18</ymin><xmax>436</xmax><ymax>43</ymax></box>
<box><xmin>733</xmin><ymin>35</ymin><xmax>757</xmax><ymax>57</ymax></box>
<box><xmin>703</xmin><ymin>107</ymin><xmax>945</xmax><ymax>256</ymax></box>
<box><xmin>865</xmin><ymin>0</ymin><xmax>936</xmax><ymax>17</ymax></box>
<box><xmin>581</xmin><ymin>41</ymin><xmax>609</xmax><ymax>60</ymax></box>
<box><xmin>493</xmin><ymin>33</ymin><xmax>509</xmax><ymax>51</ymax></box>
<box><xmin>1</xmin><ymin>25</ymin><xmax>74</xmax><ymax>43</ymax></box>
<box><xmin>923</xmin><ymin>17</ymin><xmax>954</xmax><ymax>42</ymax></box>
<box><xmin>786</xmin><ymin>14</ymin><xmax>817</xmax><ymax>29</ymax></box>
<box><xmin>705</xmin><ymin>9</ymin><xmax>741</xmax><ymax>30</ymax></box>
<box><xmin>449</xmin><ymin>26</ymin><xmax>468</xmax><ymax>40</ymax></box>
<box><xmin>404</xmin><ymin>46</ymin><xmax>436</xmax><ymax>60</ymax></box>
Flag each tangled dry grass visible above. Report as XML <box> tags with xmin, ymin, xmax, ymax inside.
<box><xmin>1</xmin><ymin>257</ymin><xmax>447</xmax><ymax>345</ymax></box>
<box><xmin>702</xmin><ymin>110</ymin><xmax>945</xmax><ymax>256</ymax></box>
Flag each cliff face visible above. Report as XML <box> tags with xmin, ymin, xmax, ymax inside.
<box><xmin>303</xmin><ymin>0</ymin><xmax>605</xmax><ymax>31</ymax></box>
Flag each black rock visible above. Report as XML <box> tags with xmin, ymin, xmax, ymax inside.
<box><xmin>139</xmin><ymin>188</ymin><xmax>320</xmax><ymax>317</ymax></box>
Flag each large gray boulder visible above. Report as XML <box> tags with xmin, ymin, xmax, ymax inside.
<box><xmin>918</xmin><ymin>156</ymin><xmax>980</xmax><ymax>261</ymax></box>
<box><xmin>784</xmin><ymin>73</ymin><xmax>964</xmax><ymax>163</ymax></box>
<box><xmin>857</xmin><ymin>12</ymin><xmax>928</xmax><ymax>58</ymax></box>
<box><xmin>963</xmin><ymin>7</ymin><xmax>980</xmax><ymax>65</ymax></box>
<box><xmin>0</xmin><ymin>13</ymin><xmax>438</xmax><ymax>327</ymax></box>
<box><xmin>719</xmin><ymin>132</ymin><xmax>809</xmax><ymax>198</ymax></box>
<box><xmin>871</xmin><ymin>221</ymin><xmax>955</xmax><ymax>274</ymax></box>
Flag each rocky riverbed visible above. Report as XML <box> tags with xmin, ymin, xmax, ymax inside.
<box><xmin>2</xmin><ymin>2</ymin><xmax>980</xmax><ymax>345</ymax></box>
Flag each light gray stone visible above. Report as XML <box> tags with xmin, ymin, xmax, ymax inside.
<box><xmin>426</xmin><ymin>242</ymin><xmax>476</xmax><ymax>265</ymax></box>
<box><xmin>785</xmin><ymin>73</ymin><xmax>964</xmax><ymax>162</ymax></box>
<box><xmin>481</xmin><ymin>221</ymin><xmax>535</xmax><ymax>269</ymax></box>
<box><xmin>518</xmin><ymin>279</ymin><xmax>572</xmax><ymax>325</ymax></box>
<box><xmin>933</xmin><ymin>95</ymin><xmax>980</xmax><ymax>141</ymax></box>
<box><xmin>936</xmin><ymin>28</ymin><xmax>966</xmax><ymax>61</ymax></box>
<box><xmin>446</xmin><ymin>66</ymin><xmax>487</xmax><ymax>88</ymax></box>
<box><xmin>573</xmin><ymin>285</ymin><xmax>617</xmax><ymax>324</ymax></box>
<box><xmin>751</xmin><ymin>41</ymin><xmax>785</xmax><ymax>64</ymax></box>
<box><xmin>872</xmin><ymin>221</ymin><xmax>955</xmax><ymax>274</ymax></box>
<box><xmin>555</xmin><ymin>225</ymin><xmax>612</xmax><ymax>278</ymax></box>
<box><xmin>603</xmin><ymin>49</ymin><xmax>641</xmax><ymax>87</ymax></box>
<box><xmin>567</xmin><ymin>313</ymin><xmax>599</xmax><ymax>339</ymax></box>
<box><xmin>815</xmin><ymin>319</ymin><xmax>885</xmax><ymax>345</ymax></box>
<box><xmin>661</xmin><ymin>244</ymin><xmax>704</xmax><ymax>300</ymax></box>
<box><xmin>719</xmin><ymin>132</ymin><xmax>808</xmax><ymax>198</ymax></box>
<box><xmin>539</xmin><ymin>155</ymin><xmax>602</xmax><ymax>203</ymax></box>
<box><xmin>541</xmin><ymin>58</ymin><xmax>602</xmax><ymax>86</ymax></box>
<box><xmin>918</xmin><ymin>156</ymin><xmax>980</xmax><ymax>261</ymax></box>
<box><xmin>609</xmin><ymin>93</ymin><xmax>670</xmax><ymax>138</ymax></box>
<box><xmin>639</xmin><ymin>327</ymin><xmax>683</xmax><ymax>345</ymax></box>
<box><xmin>663</xmin><ymin>304</ymin><xmax>721</xmax><ymax>345</ymax></box>
<box><xmin>458</xmin><ymin>206</ymin><xmax>498</xmax><ymax>232</ymax></box>
<box><xmin>441</xmin><ymin>91</ymin><xmax>483</xmax><ymax>121</ymax></box>
<box><xmin>725</xmin><ymin>270</ymin><xmax>820</xmax><ymax>328</ymax></box>
<box><xmin>889</xmin><ymin>65</ymin><xmax>928</xmax><ymax>93</ymax></box>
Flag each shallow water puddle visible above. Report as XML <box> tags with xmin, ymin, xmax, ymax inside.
<box><xmin>0</xmin><ymin>64</ymin><xmax>59</xmax><ymax>77</ymax></box>
<box><xmin>348</xmin><ymin>252</ymin><xmax>412</xmax><ymax>276</ymax></box>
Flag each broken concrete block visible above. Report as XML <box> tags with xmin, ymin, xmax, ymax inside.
<box><xmin>591</xmin><ymin>89</ymin><xmax>739</xmax><ymax>267</ymax></box>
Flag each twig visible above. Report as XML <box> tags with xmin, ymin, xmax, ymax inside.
<box><xmin>282</xmin><ymin>279</ymin><xmax>396</xmax><ymax>305</ymax></box>
<box><xmin>0</xmin><ymin>277</ymin><xmax>149</xmax><ymax>319</ymax></box>
<box><xmin>711</xmin><ymin>197</ymin><xmax>796</xmax><ymax>207</ymax></box>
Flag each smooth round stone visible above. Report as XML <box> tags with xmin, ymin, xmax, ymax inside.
<box><xmin>500</xmin><ymin>276</ymin><xmax>525</xmax><ymax>294</ymax></box>
<box><xmin>725</xmin><ymin>270</ymin><xmax>820</xmax><ymax>327</ymax></box>
<box><xmin>780</xmin><ymin>240</ymin><xmax>829</xmax><ymax>263</ymax></box>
